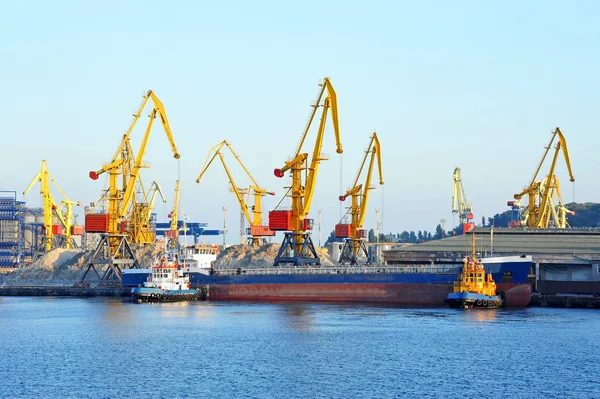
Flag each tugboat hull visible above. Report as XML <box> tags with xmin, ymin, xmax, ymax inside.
<box><xmin>445</xmin><ymin>292</ymin><xmax>502</xmax><ymax>309</ymax></box>
<box><xmin>131</xmin><ymin>287</ymin><xmax>203</xmax><ymax>303</ymax></box>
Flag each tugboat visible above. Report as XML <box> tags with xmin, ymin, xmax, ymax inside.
<box><xmin>445</xmin><ymin>235</ymin><xmax>502</xmax><ymax>309</ymax></box>
<box><xmin>131</xmin><ymin>255</ymin><xmax>204</xmax><ymax>303</ymax></box>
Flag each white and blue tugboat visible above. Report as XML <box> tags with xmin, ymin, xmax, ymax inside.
<box><xmin>131</xmin><ymin>255</ymin><xmax>203</xmax><ymax>303</ymax></box>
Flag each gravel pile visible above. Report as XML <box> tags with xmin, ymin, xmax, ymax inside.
<box><xmin>0</xmin><ymin>243</ymin><xmax>165</xmax><ymax>287</ymax></box>
<box><xmin>214</xmin><ymin>243</ymin><xmax>334</xmax><ymax>268</ymax></box>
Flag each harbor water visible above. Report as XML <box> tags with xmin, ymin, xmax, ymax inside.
<box><xmin>0</xmin><ymin>298</ymin><xmax>598</xmax><ymax>399</ymax></box>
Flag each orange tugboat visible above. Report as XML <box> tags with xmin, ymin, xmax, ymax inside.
<box><xmin>445</xmin><ymin>235</ymin><xmax>502</xmax><ymax>309</ymax></box>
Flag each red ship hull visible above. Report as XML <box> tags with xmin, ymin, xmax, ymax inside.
<box><xmin>208</xmin><ymin>282</ymin><xmax>531</xmax><ymax>307</ymax></box>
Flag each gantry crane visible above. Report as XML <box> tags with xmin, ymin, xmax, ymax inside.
<box><xmin>513</xmin><ymin>127</ymin><xmax>575</xmax><ymax>229</ymax></box>
<box><xmin>335</xmin><ymin>132</ymin><xmax>383</xmax><ymax>265</ymax></box>
<box><xmin>196</xmin><ymin>141</ymin><xmax>275</xmax><ymax>246</ymax></box>
<box><xmin>166</xmin><ymin>180</ymin><xmax>180</xmax><ymax>250</ymax></box>
<box><xmin>23</xmin><ymin>160</ymin><xmax>82</xmax><ymax>251</ymax></box>
<box><xmin>270</xmin><ymin>77</ymin><xmax>343</xmax><ymax>265</ymax></box>
<box><xmin>452</xmin><ymin>167</ymin><xmax>475</xmax><ymax>233</ymax></box>
<box><xmin>82</xmin><ymin>90</ymin><xmax>180</xmax><ymax>283</ymax></box>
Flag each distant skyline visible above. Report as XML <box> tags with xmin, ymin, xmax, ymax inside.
<box><xmin>2</xmin><ymin>1</ymin><xmax>599</xmax><ymax>244</ymax></box>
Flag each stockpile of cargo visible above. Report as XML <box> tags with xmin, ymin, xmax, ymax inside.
<box><xmin>214</xmin><ymin>243</ymin><xmax>334</xmax><ymax>268</ymax></box>
<box><xmin>1</xmin><ymin>249</ymin><xmax>86</xmax><ymax>286</ymax></box>
<box><xmin>0</xmin><ymin>244</ymin><xmax>164</xmax><ymax>286</ymax></box>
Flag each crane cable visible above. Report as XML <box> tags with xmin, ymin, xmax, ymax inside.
<box><xmin>339</xmin><ymin>153</ymin><xmax>343</xmax><ymax>220</ymax></box>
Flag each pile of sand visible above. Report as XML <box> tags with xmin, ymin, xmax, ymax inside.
<box><xmin>214</xmin><ymin>243</ymin><xmax>334</xmax><ymax>268</ymax></box>
<box><xmin>2</xmin><ymin>249</ymin><xmax>87</xmax><ymax>286</ymax></box>
<box><xmin>1</xmin><ymin>243</ymin><xmax>165</xmax><ymax>286</ymax></box>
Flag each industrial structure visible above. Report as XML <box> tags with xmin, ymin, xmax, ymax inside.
<box><xmin>335</xmin><ymin>132</ymin><xmax>383</xmax><ymax>265</ymax></box>
<box><xmin>196</xmin><ymin>140</ymin><xmax>275</xmax><ymax>246</ymax></box>
<box><xmin>82</xmin><ymin>90</ymin><xmax>180</xmax><ymax>283</ymax></box>
<box><xmin>383</xmin><ymin>228</ymin><xmax>600</xmax><ymax>296</ymax></box>
<box><xmin>166</xmin><ymin>180</ymin><xmax>180</xmax><ymax>250</ymax></box>
<box><xmin>511</xmin><ymin>127</ymin><xmax>575</xmax><ymax>229</ymax></box>
<box><xmin>23</xmin><ymin>160</ymin><xmax>82</xmax><ymax>250</ymax></box>
<box><xmin>0</xmin><ymin>191</ymin><xmax>25</xmax><ymax>271</ymax></box>
<box><xmin>451</xmin><ymin>167</ymin><xmax>475</xmax><ymax>233</ymax></box>
<box><xmin>269</xmin><ymin>77</ymin><xmax>343</xmax><ymax>265</ymax></box>
<box><xmin>155</xmin><ymin>221</ymin><xmax>222</xmax><ymax>244</ymax></box>
<box><xmin>3</xmin><ymin>81</ymin><xmax>599</xmax><ymax>308</ymax></box>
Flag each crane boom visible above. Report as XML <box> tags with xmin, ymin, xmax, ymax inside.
<box><xmin>24</xmin><ymin>160</ymin><xmax>80</xmax><ymax>250</ymax></box>
<box><xmin>452</xmin><ymin>167</ymin><xmax>474</xmax><ymax>232</ymax></box>
<box><xmin>88</xmin><ymin>90</ymin><xmax>180</xmax><ymax>239</ymax></box>
<box><xmin>336</xmin><ymin>133</ymin><xmax>383</xmax><ymax>265</ymax></box>
<box><xmin>196</xmin><ymin>140</ymin><xmax>275</xmax><ymax>245</ymax></box>
<box><xmin>167</xmin><ymin>180</ymin><xmax>181</xmax><ymax>250</ymax></box>
<box><xmin>273</xmin><ymin>77</ymin><xmax>343</xmax><ymax>225</ymax></box>
<box><xmin>169</xmin><ymin>180</ymin><xmax>180</xmax><ymax>232</ymax></box>
<box><xmin>271</xmin><ymin>77</ymin><xmax>344</xmax><ymax>266</ymax></box>
<box><xmin>513</xmin><ymin>127</ymin><xmax>575</xmax><ymax>228</ymax></box>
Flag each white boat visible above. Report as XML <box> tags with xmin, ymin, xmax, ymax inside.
<box><xmin>130</xmin><ymin>255</ymin><xmax>204</xmax><ymax>303</ymax></box>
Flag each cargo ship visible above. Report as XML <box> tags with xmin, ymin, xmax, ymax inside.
<box><xmin>123</xmin><ymin>253</ymin><xmax>532</xmax><ymax>306</ymax></box>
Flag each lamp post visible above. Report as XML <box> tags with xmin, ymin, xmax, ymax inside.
<box><xmin>318</xmin><ymin>210</ymin><xmax>322</xmax><ymax>248</ymax></box>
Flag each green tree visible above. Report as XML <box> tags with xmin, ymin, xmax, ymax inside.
<box><xmin>409</xmin><ymin>231</ymin><xmax>417</xmax><ymax>242</ymax></box>
<box><xmin>434</xmin><ymin>224</ymin><xmax>443</xmax><ymax>239</ymax></box>
<box><xmin>368</xmin><ymin>228</ymin><xmax>376</xmax><ymax>242</ymax></box>
<box><xmin>400</xmin><ymin>231</ymin><xmax>410</xmax><ymax>242</ymax></box>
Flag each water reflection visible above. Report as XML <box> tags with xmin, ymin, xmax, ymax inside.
<box><xmin>462</xmin><ymin>308</ymin><xmax>498</xmax><ymax>322</ymax></box>
<box><xmin>98</xmin><ymin>298</ymin><xmax>215</xmax><ymax>330</ymax></box>
<box><xmin>279</xmin><ymin>303</ymin><xmax>314</xmax><ymax>331</ymax></box>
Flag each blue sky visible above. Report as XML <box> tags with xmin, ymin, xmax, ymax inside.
<box><xmin>2</xmin><ymin>1</ymin><xmax>599</xmax><ymax>243</ymax></box>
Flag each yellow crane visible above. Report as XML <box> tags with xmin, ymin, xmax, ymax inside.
<box><xmin>196</xmin><ymin>141</ymin><xmax>275</xmax><ymax>246</ymax></box>
<box><xmin>130</xmin><ymin>180</ymin><xmax>166</xmax><ymax>243</ymax></box>
<box><xmin>335</xmin><ymin>132</ymin><xmax>383</xmax><ymax>265</ymax></box>
<box><xmin>270</xmin><ymin>77</ymin><xmax>343</xmax><ymax>265</ymax></box>
<box><xmin>82</xmin><ymin>90</ymin><xmax>180</xmax><ymax>283</ymax></box>
<box><xmin>513</xmin><ymin>127</ymin><xmax>575</xmax><ymax>228</ymax></box>
<box><xmin>23</xmin><ymin>160</ymin><xmax>81</xmax><ymax>251</ymax></box>
<box><xmin>145</xmin><ymin>181</ymin><xmax>167</xmax><ymax>223</ymax></box>
<box><xmin>452</xmin><ymin>167</ymin><xmax>475</xmax><ymax>233</ymax></box>
<box><xmin>166</xmin><ymin>180</ymin><xmax>180</xmax><ymax>250</ymax></box>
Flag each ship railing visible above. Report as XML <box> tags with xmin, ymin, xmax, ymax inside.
<box><xmin>211</xmin><ymin>264</ymin><xmax>459</xmax><ymax>276</ymax></box>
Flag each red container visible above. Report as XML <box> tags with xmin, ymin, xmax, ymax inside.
<box><xmin>335</xmin><ymin>224</ymin><xmax>353</xmax><ymax>238</ymax></box>
<box><xmin>52</xmin><ymin>225</ymin><xmax>64</xmax><ymax>235</ymax></box>
<box><xmin>250</xmin><ymin>225</ymin><xmax>276</xmax><ymax>237</ymax></box>
<box><xmin>165</xmin><ymin>230</ymin><xmax>179</xmax><ymax>238</ymax></box>
<box><xmin>463</xmin><ymin>222</ymin><xmax>475</xmax><ymax>233</ymax></box>
<box><xmin>85</xmin><ymin>214</ymin><xmax>109</xmax><ymax>233</ymax></box>
<box><xmin>71</xmin><ymin>225</ymin><xmax>85</xmax><ymax>235</ymax></box>
<box><xmin>269</xmin><ymin>211</ymin><xmax>292</xmax><ymax>231</ymax></box>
